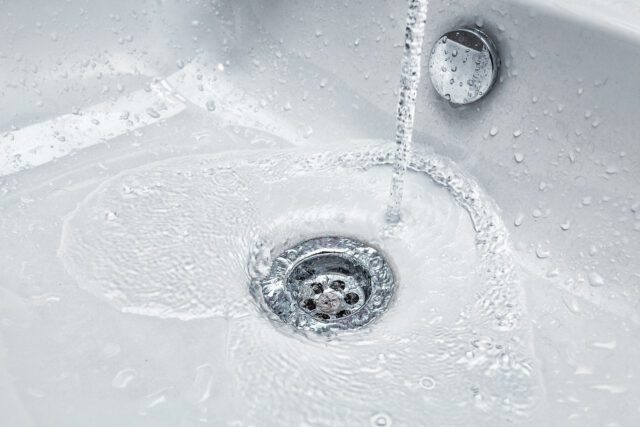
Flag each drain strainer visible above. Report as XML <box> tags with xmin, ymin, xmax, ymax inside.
<box><xmin>254</xmin><ymin>236</ymin><xmax>395</xmax><ymax>332</ymax></box>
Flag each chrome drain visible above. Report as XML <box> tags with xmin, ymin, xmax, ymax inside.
<box><xmin>254</xmin><ymin>236</ymin><xmax>395</xmax><ymax>332</ymax></box>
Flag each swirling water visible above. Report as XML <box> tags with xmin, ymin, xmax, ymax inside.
<box><xmin>58</xmin><ymin>140</ymin><xmax>543</xmax><ymax>425</ymax></box>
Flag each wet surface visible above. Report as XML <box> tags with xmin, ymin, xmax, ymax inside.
<box><xmin>50</xmin><ymin>140</ymin><xmax>542</xmax><ymax>425</ymax></box>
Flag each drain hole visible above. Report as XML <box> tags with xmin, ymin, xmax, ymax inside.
<box><xmin>310</xmin><ymin>283</ymin><xmax>323</xmax><ymax>294</ymax></box>
<box><xmin>253</xmin><ymin>236</ymin><xmax>396</xmax><ymax>332</ymax></box>
<box><xmin>329</xmin><ymin>280</ymin><xmax>346</xmax><ymax>291</ymax></box>
<box><xmin>336</xmin><ymin>310</ymin><xmax>351</xmax><ymax>318</ymax></box>
<box><xmin>345</xmin><ymin>292</ymin><xmax>360</xmax><ymax>305</ymax></box>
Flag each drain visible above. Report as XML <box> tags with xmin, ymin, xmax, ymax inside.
<box><xmin>254</xmin><ymin>236</ymin><xmax>395</xmax><ymax>332</ymax></box>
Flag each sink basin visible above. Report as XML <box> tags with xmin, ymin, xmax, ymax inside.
<box><xmin>1</xmin><ymin>0</ymin><xmax>639</xmax><ymax>425</ymax></box>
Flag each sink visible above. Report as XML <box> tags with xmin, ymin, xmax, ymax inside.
<box><xmin>1</xmin><ymin>0</ymin><xmax>639</xmax><ymax>425</ymax></box>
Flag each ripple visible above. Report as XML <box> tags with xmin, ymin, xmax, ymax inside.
<box><xmin>58</xmin><ymin>140</ymin><xmax>541</xmax><ymax>424</ymax></box>
<box><xmin>59</xmin><ymin>158</ymin><xmax>258</xmax><ymax>319</ymax></box>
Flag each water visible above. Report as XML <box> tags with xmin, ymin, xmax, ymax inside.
<box><xmin>17</xmin><ymin>1</ymin><xmax>543</xmax><ymax>422</ymax></box>
<box><xmin>58</xmin><ymin>140</ymin><xmax>543</xmax><ymax>425</ymax></box>
<box><xmin>12</xmin><ymin>2</ymin><xmax>539</xmax><ymax>423</ymax></box>
<box><xmin>386</xmin><ymin>0</ymin><xmax>428</xmax><ymax>224</ymax></box>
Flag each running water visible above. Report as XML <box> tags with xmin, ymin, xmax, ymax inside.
<box><xmin>386</xmin><ymin>0</ymin><xmax>429</xmax><ymax>224</ymax></box>
<box><xmin>56</xmin><ymin>140</ymin><xmax>541</xmax><ymax>425</ymax></box>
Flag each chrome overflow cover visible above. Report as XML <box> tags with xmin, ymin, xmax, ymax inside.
<box><xmin>428</xmin><ymin>27</ymin><xmax>500</xmax><ymax>105</ymax></box>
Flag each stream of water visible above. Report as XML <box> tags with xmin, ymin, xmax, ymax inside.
<box><xmin>386</xmin><ymin>0</ymin><xmax>429</xmax><ymax>224</ymax></box>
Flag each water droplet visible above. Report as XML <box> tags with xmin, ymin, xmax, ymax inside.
<box><xmin>605</xmin><ymin>165</ymin><xmax>619</xmax><ymax>174</ymax></box>
<box><xmin>371</xmin><ymin>412</ymin><xmax>392</xmax><ymax>426</ymax></box>
<box><xmin>514</xmin><ymin>212</ymin><xmax>524</xmax><ymax>227</ymax></box>
<box><xmin>514</xmin><ymin>152</ymin><xmax>524</xmax><ymax>163</ymax></box>
<box><xmin>139</xmin><ymin>387</ymin><xmax>173</xmax><ymax>414</ymax></box>
<box><xmin>535</xmin><ymin>246</ymin><xmax>550</xmax><ymax>259</ymax></box>
<box><xmin>146</xmin><ymin>108</ymin><xmax>160</xmax><ymax>119</ymax></box>
<box><xmin>489</xmin><ymin>126</ymin><xmax>499</xmax><ymax>136</ymax></box>
<box><xmin>112</xmin><ymin>368</ymin><xmax>136</xmax><ymax>388</ymax></box>
<box><xmin>104</xmin><ymin>210</ymin><xmax>118</xmax><ymax>221</ymax></box>
<box><xmin>588</xmin><ymin>271</ymin><xmax>604</xmax><ymax>287</ymax></box>
<box><xmin>206</xmin><ymin>99</ymin><xmax>216</xmax><ymax>111</ymax></box>
<box><xmin>419</xmin><ymin>376</ymin><xmax>436</xmax><ymax>389</ymax></box>
<box><xmin>588</xmin><ymin>340</ymin><xmax>617</xmax><ymax>350</ymax></box>
<box><xmin>562</xmin><ymin>295</ymin><xmax>581</xmax><ymax>314</ymax></box>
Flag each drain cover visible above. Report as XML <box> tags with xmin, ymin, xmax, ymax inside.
<box><xmin>254</xmin><ymin>236</ymin><xmax>395</xmax><ymax>332</ymax></box>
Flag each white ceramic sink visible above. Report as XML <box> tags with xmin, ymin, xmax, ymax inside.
<box><xmin>1</xmin><ymin>0</ymin><xmax>639</xmax><ymax>425</ymax></box>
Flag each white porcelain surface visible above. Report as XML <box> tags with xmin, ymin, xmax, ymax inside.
<box><xmin>1</xmin><ymin>1</ymin><xmax>639</xmax><ymax>425</ymax></box>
